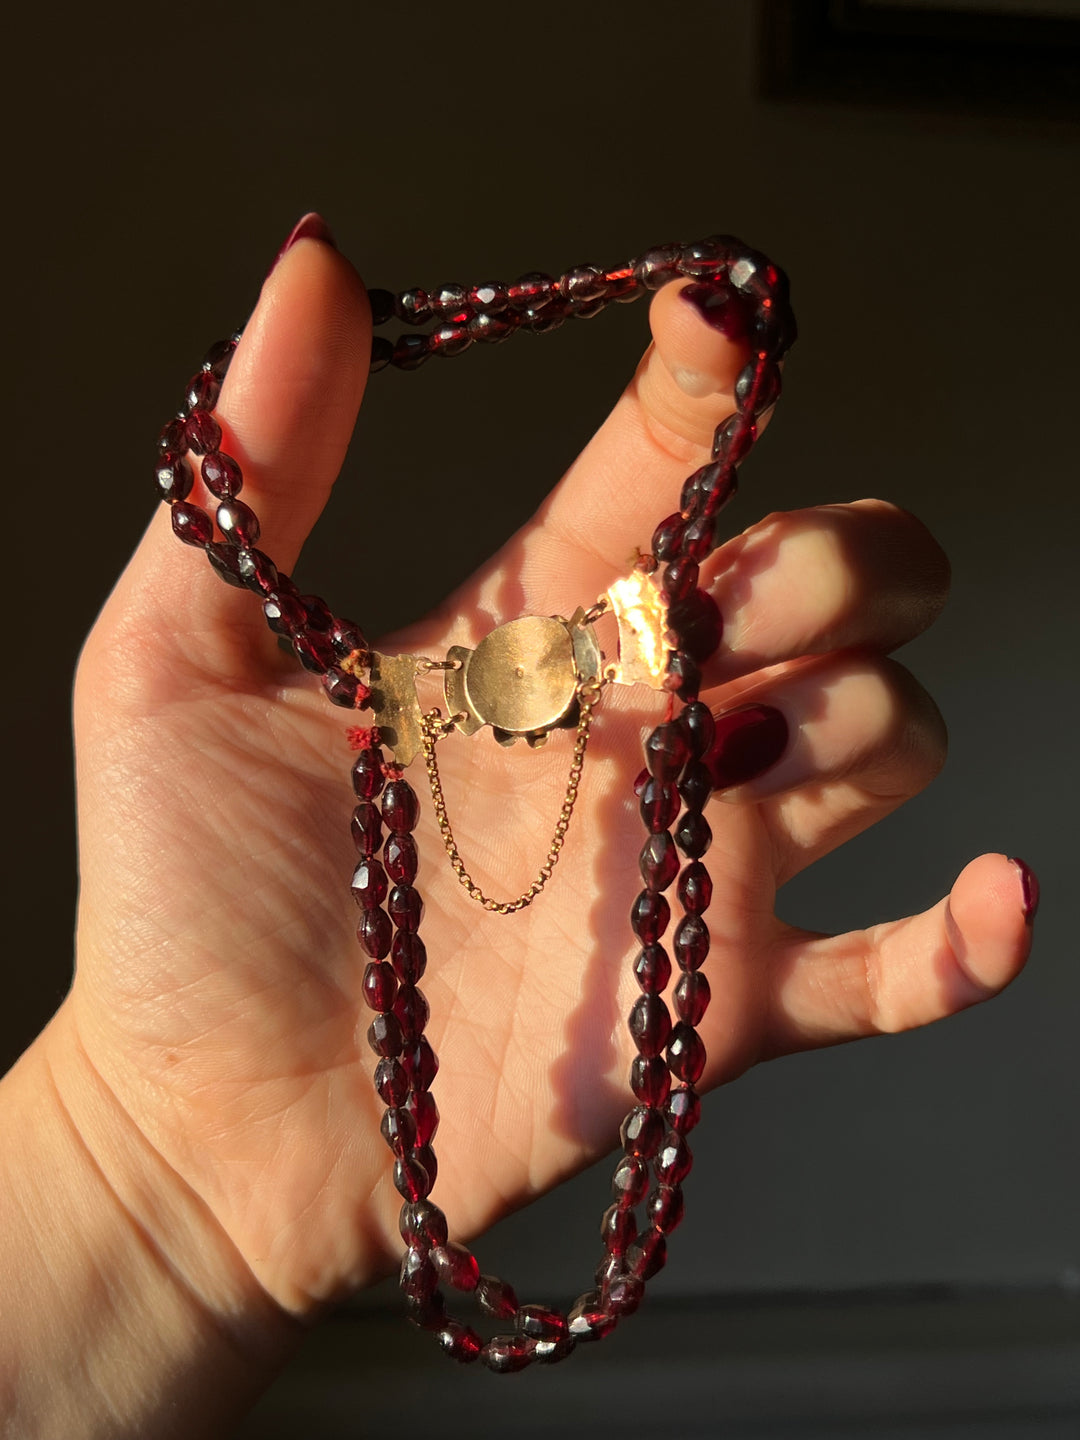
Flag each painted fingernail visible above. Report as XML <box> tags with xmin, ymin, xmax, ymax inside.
<box><xmin>1009</xmin><ymin>857</ymin><xmax>1040</xmax><ymax>923</ymax></box>
<box><xmin>705</xmin><ymin>704</ymin><xmax>789</xmax><ymax>791</ymax></box>
<box><xmin>680</xmin><ymin>280</ymin><xmax>751</xmax><ymax>342</ymax></box>
<box><xmin>267</xmin><ymin>212</ymin><xmax>337</xmax><ymax>278</ymax></box>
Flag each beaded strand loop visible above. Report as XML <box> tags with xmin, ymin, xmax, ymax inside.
<box><xmin>154</xmin><ymin>234</ymin><xmax>796</xmax><ymax>1369</ymax></box>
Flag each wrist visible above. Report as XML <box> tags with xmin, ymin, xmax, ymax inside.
<box><xmin>1</xmin><ymin>1003</ymin><xmax>302</xmax><ymax>1438</ymax></box>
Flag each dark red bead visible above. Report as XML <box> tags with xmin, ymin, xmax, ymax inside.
<box><xmin>380</xmin><ymin>1105</ymin><xmax>417</xmax><ymax>1157</ymax></box>
<box><xmin>521</xmin><ymin>297</ymin><xmax>569</xmax><ymax>331</ymax></box>
<box><xmin>396</xmin><ymin>288</ymin><xmax>431</xmax><ymax>325</ymax></box>
<box><xmin>367</xmin><ymin>288</ymin><xmax>396</xmax><ymax>326</ymax></box>
<box><xmin>531</xmin><ymin>1335</ymin><xmax>576</xmax><ymax>1364</ymax></box>
<box><xmin>668</xmin><ymin>589</ymin><xmax>723</xmax><ymax>664</ymax></box>
<box><xmin>676</xmin><ymin>918</ymin><xmax>715</xmax><ymax>984</ymax></box>
<box><xmin>375</xmin><ymin>1057</ymin><xmax>410</xmax><ymax>1107</ymax></box>
<box><xmin>185</xmin><ymin>369</ymin><xmax>221</xmax><ymax>411</ymax></box>
<box><xmin>171</xmin><ymin>501</ymin><xmax>212</xmax><ymax>547</ymax></box>
<box><xmin>517</xmin><ymin>1304</ymin><xmax>569</xmax><ymax>1340</ymax></box>
<box><xmin>361</xmin><ymin>960</ymin><xmax>396</xmax><ymax>1012</ymax></box>
<box><xmin>628</xmin><ymin>1230</ymin><xmax>667</xmax><ymax>1281</ymax></box>
<box><xmin>647</xmin><ymin>1184</ymin><xmax>685</xmax><ymax>1234</ymax></box>
<box><xmin>393</xmin><ymin>1154</ymin><xmax>433</xmax><ymax>1202</ymax></box>
<box><xmin>392</xmin><ymin>984</ymin><xmax>429</xmax><ymax>1039</ymax></box>
<box><xmin>632</xmin><ymin>944</ymin><xmax>672</xmax><ymax>994</ymax></box>
<box><xmin>567</xmin><ymin>1292</ymin><xmax>617</xmax><ymax>1342</ymax></box>
<box><xmin>674</xmin><ymin>809</ymin><xmax>712</xmax><ymax>859</ymax></box>
<box><xmin>664</xmin><ymin>650</ymin><xmax>701</xmax><ymax>702</ymax></box>
<box><xmin>382</xmin><ymin>779</ymin><xmax>420</xmax><ymax>834</ymax></box>
<box><xmin>667</xmin><ymin>1022</ymin><xmax>706</xmax><ymax>1084</ymax></box>
<box><xmin>655</xmin><ymin>1131</ymin><xmax>694</xmax><ymax>1185</ymax></box>
<box><xmin>628</xmin><ymin>994</ymin><xmax>672</xmax><ymax>1059</ymax></box>
<box><xmin>414</xmin><ymin>1144</ymin><xmax>438</xmax><ymax>1190</ymax></box>
<box><xmin>369</xmin><ymin>336</ymin><xmax>392</xmax><ymax>373</ymax></box>
<box><xmin>433</xmin><ymin>1241</ymin><xmax>480</xmax><ymax>1292</ymax></box>
<box><xmin>352</xmin><ymin>749</ymin><xmax>385</xmax><ymax>801</ymax></box>
<box><xmin>632</xmin><ymin>243</ymin><xmax>683</xmax><ymax>291</ymax></box>
<box><xmin>480</xmin><ymin>1335</ymin><xmax>532</xmax><ymax>1374</ymax></box>
<box><xmin>467</xmin><ymin>311</ymin><xmax>514</xmax><ymax>343</ymax></box>
<box><xmin>156</xmin><ymin>452</ymin><xmax>193</xmax><ymax>503</ymax></box>
<box><xmin>600</xmin><ymin>1203</ymin><xmax>637</xmax><ymax>1256</ymax></box>
<box><xmin>351</xmin><ymin>800</ymin><xmax>383</xmax><ymax>854</ymax></box>
<box><xmin>620</xmin><ymin>1104</ymin><xmax>664</xmax><ymax>1159</ymax></box>
<box><xmin>391</xmin><ymin>333</ymin><xmax>429</xmax><ymax>370</ymax></box>
<box><xmin>630</xmin><ymin>1054</ymin><xmax>671</xmax><ymax>1107</ymax></box>
<box><xmin>666</xmin><ymin>1085</ymin><xmax>702</xmax><ymax>1134</ymax></box>
<box><xmin>237</xmin><ymin>547</ymin><xmax>279</xmax><ymax>594</ymax></box>
<box><xmin>735</xmin><ymin>355</ymin><xmax>782</xmax><ymax>418</ymax></box>
<box><xmin>351</xmin><ymin>857</ymin><xmax>388</xmax><ymax>908</ymax></box>
<box><xmin>595</xmin><ymin>1253</ymin><xmax>628</xmax><ymax>1292</ymax></box>
<box><xmin>633</xmin><ymin>767</ymin><xmax>650</xmax><ymax>797</ymax></box>
<box><xmin>330</xmin><ymin>616</ymin><xmax>367</xmax><ymax>659</ymax></box>
<box><xmin>408</xmin><ymin>1089</ymin><xmax>439</xmax><ymax>1146</ymax></box>
<box><xmin>662</xmin><ymin>555</ymin><xmax>699</xmax><ymax>605</ymax></box>
<box><xmin>603</xmin><ymin>264</ymin><xmax>638</xmax><ymax>301</ymax></box>
<box><xmin>366</xmin><ymin>1011</ymin><xmax>403</xmax><ymax>1058</ymax></box>
<box><xmin>206</xmin><ymin>541</ymin><xmax>247</xmax><ymax>588</ymax></box>
<box><xmin>400</xmin><ymin>1245</ymin><xmax>438</xmax><ymax>1299</ymax></box>
<box><xmin>678</xmin><ymin>759</ymin><xmax>712</xmax><ymax>814</ymax></box>
<box><xmin>430</xmin><ymin>282</ymin><xmax>469</xmax><ymax>319</ymax></box>
<box><xmin>679</xmin><ymin>514</ymin><xmax>714</xmax><ymax>564</ymax></box>
<box><xmin>698</xmin><ymin>462</ymin><xmax>739</xmax><ymax>521</ymax></box>
<box><xmin>558</xmin><ymin>264</ymin><xmax>607</xmax><ymax>302</ymax></box>
<box><xmin>674</xmin><ymin>971</ymin><xmax>711</xmax><ymax>1026</ymax></box>
<box><xmin>712</xmin><ymin>413</ymin><xmax>757</xmax><ymax>465</ymax></box>
<box><xmin>468</xmin><ymin>281</ymin><xmax>509</xmax><ymax>314</ymax></box>
<box><xmin>388</xmin><ymin>883</ymin><xmax>423</xmax><ymax>933</ymax></box>
<box><xmin>677</xmin><ymin>860</ymin><xmax>713</xmax><ymax>915</ymax></box>
<box><xmin>404</xmin><ymin>1291</ymin><xmax>447</xmax><ymax>1332</ymax></box>
<box><xmin>677</xmin><ymin>236</ymin><xmax>736</xmax><ymax>276</ymax></box>
<box><xmin>644</xmin><ymin>721</ymin><xmax>691</xmax><ymax>781</ymax></box>
<box><xmin>730</xmin><ymin>251</ymin><xmax>787</xmax><ymax>301</ymax></box>
<box><xmin>678</xmin><ymin>701</ymin><xmax>716</xmax><ymax>761</ymax></box>
<box><xmin>630</xmin><ymin>889</ymin><xmax>670</xmax><ymax>945</ymax></box>
<box><xmin>298</xmin><ymin>594</ymin><xmax>333</xmax><ymax>632</ymax></box>
<box><xmin>358</xmin><ymin>906</ymin><xmax>393</xmax><ymax>959</ymax></box>
<box><xmin>436</xmin><ymin>1321</ymin><xmax>482</xmax><ymax>1363</ymax></box>
<box><xmin>158</xmin><ymin>416</ymin><xmax>188</xmax><ymax>454</ymax></box>
<box><xmin>399</xmin><ymin>1199</ymin><xmax>449</xmax><ymax>1250</ymax></box>
<box><xmin>508</xmin><ymin>271</ymin><xmax>554</xmax><ymax>309</ymax></box>
<box><xmin>201</xmin><ymin>337</ymin><xmax>237</xmax><ymax>380</ymax></box>
<box><xmin>402</xmin><ymin>1036</ymin><xmax>438</xmax><ymax>1092</ymax></box>
<box><xmin>384</xmin><ymin>833</ymin><xmax>418</xmax><ymax>884</ymax></box>
<box><xmin>477</xmin><ymin>1274</ymin><xmax>519</xmax><ymax>1320</ymax></box>
<box><xmin>428</xmin><ymin>323</ymin><xmax>472</xmax><ymax>358</ymax></box>
<box><xmin>639</xmin><ymin>829</ymin><xmax>679</xmax><ymax>892</ymax></box>
<box><xmin>185</xmin><ymin>410</ymin><xmax>222</xmax><ymax>455</ymax></box>
<box><xmin>391</xmin><ymin>930</ymin><xmax>427</xmax><ymax>985</ymax></box>
<box><xmin>201</xmin><ymin>451</ymin><xmax>243</xmax><ymax>498</ymax></box>
<box><xmin>323</xmin><ymin>669</ymin><xmax>360</xmax><ymax>708</ymax></box>
<box><xmin>639</xmin><ymin>777</ymin><xmax>680</xmax><ymax>835</ymax></box>
<box><xmin>611</xmin><ymin>1155</ymin><xmax>649</xmax><ymax>1208</ymax></box>
<box><xmin>603</xmin><ymin>1273</ymin><xmax>645</xmax><ymax>1316</ymax></box>
<box><xmin>292</xmin><ymin>629</ymin><xmax>336</xmax><ymax>674</ymax></box>
<box><xmin>651</xmin><ymin>511</ymin><xmax>687</xmax><ymax>563</ymax></box>
<box><xmin>263</xmin><ymin>591</ymin><xmax>306</xmax><ymax>635</ymax></box>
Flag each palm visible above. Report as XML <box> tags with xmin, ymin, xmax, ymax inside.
<box><xmin>68</xmin><ymin>235</ymin><xmax>1029</xmax><ymax>1316</ymax></box>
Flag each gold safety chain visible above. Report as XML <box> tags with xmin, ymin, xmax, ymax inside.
<box><xmin>419</xmin><ymin>675</ymin><xmax>607</xmax><ymax>914</ymax></box>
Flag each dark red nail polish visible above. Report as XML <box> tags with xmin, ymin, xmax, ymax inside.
<box><xmin>1009</xmin><ymin>857</ymin><xmax>1040</xmax><ymax>923</ymax></box>
<box><xmin>704</xmin><ymin>704</ymin><xmax>788</xmax><ymax>791</ymax></box>
<box><xmin>680</xmin><ymin>280</ymin><xmax>751</xmax><ymax>342</ymax></box>
<box><xmin>267</xmin><ymin>212</ymin><xmax>337</xmax><ymax>278</ymax></box>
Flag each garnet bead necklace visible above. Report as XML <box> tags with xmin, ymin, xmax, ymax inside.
<box><xmin>157</xmin><ymin>235</ymin><xmax>796</xmax><ymax>1371</ymax></box>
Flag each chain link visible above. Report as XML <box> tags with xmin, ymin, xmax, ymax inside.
<box><xmin>419</xmin><ymin>676</ymin><xmax>607</xmax><ymax>914</ymax></box>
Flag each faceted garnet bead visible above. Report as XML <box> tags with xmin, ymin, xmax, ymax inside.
<box><xmin>639</xmin><ymin>778</ymin><xmax>681</xmax><ymax>835</ymax></box>
<box><xmin>264</xmin><ymin>591</ymin><xmax>305</xmax><ymax>635</ymax></box>
<box><xmin>400</xmin><ymin>1246</ymin><xmax>438</xmax><ymax>1301</ymax></box>
<box><xmin>382</xmin><ymin>779</ymin><xmax>420</xmax><ymax>833</ymax></box>
<box><xmin>668</xmin><ymin>589</ymin><xmax>723</xmax><ymax>663</ymax></box>
<box><xmin>436</xmin><ymin>1322</ymin><xmax>482</xmax><ymax>1364</ymax></box>
<box><xmin>366</xmin><ymin>1012</ymin><xmax>403</xmax><ymax>1058</ymax></box>
<box><xmin>639</xmin><ymin>831</ymin><xmax>680</xmax><ymax>892</ymax></box>
<box><xmin>351</xmin><ymin>857</ymin><xmax>388</xmax><ymax>908</ymax></box>
<box><xmin>391</xmin><ymin>931</ymin><xmax>427</xmax><ymax>984</ymax></box>
<box><xmin>664</xmin><ymin>650</ymin><xmax>701</xmax><ymax>703</ymax></box>
<box><xmin>674</xmin><ymin>809</ymin><xmax>712</xmax><ymax>859</ymax></box>
<box><xmin>396</xmin><ymin>288</ymin><xmax>432</xmax><ymax>325</ymax></box>
<box><xmin>518</xmin><ymin>1305</ymin><xmax>569</xmax><ymax>1342</ymax></box>
<box><xmin>408</xmin><ymin>1089</ymin><xmax>439</xmax><ymax>1146</ymax></box>
<box><xmin>567</xmin><ymin>1292</ymin><xmax>617</xmax><ymax>1342</ymax></box>
<box><xmin>620</xmin><ymin>1105</ymin><xmax>664</xmax><ymax>1159</ymax></box>
<box><xmin>158</xmin><ymin>416</ymin><xmax>188</xmax><ymax>454</ymax></box>
<box><xmin>357</xmin><ymin>906</ymin><xmax>393</xmax><ymax>959</ymax></box>
<box><xmin>662</xmin><ymin>555</ymin><xmax>699</xmax><ymax>605</ymax></box>
<box><xmin>630</xmin><ymin>1054</ymin><xmax>671</xmax><ymax>1107</ymax></box>
<box><xmin>392</xmin><ymin>984</ymin><xmax>429</xmax><ymax>1038</ymax></box>
<box><xmin>644</xmin><ymin>721</ymin><xmax>691</xmax><ymax>781</ymax></box>
<box><xmin>481</xmin><ymin>1335</ymin><xmax>533</xmax><ymax>1374</ymax></box>
<box><xmin>678</xmin><ymin>700</ymin><xmax>716</xmax><ymax>760</ymax></box>
<box><xmin>155</xmin><ymin>453</ymin><xmax>193</xmax><ymax>503</ymax></box>
<box><xmin>600</xmin><ymin>1203</ymin><xmax>638</xmax><ymax>1256</ymax></box>
<box><xmin>433</xmin><ymin>1241</ymin><xmax>480</xmax><ymax>1292</ymax></box>
<box><xmin>201</xmin><ymin>451</ymin><xmax>243</xmax><ymax>498</ymax></box>
<box><xmin>627</xmin><ymin>1229</ymin><xmax>667</xmax><ymax>1281</ymax></box>
<box><xmin>655</xmin><ymin>1132</ymin><xmax>694</xmax><ymax>1185</ymax></box>
<box><xmin>674</xmin><ymin>971</ymin><xmax>711</xmax><ymax>1026</ymax></box>
<box><xmin>611</xmin><ymin>1154</ymin><xmax>650</xmax><ymax>1208</ymax></box>
<box><xmin>647</xmin><ymin>1183</ymin><xmax>686</xmax><ymax>1234</ymax></box>
<box><xmin>384</xmin><ymin>833</ymin><xmax>418</xmax><ymax>883</ymax></box>
<box><xmin>171</xmin><ymin>501</ymin><xmax>212</xmax><ymax>547</ymax></box>
<box><xmin>679</xmin><ymin>759</ymin><xmax>713</xmax><ymax>815</ymax></box>
<box><xmin>508</xmin><ymin>271</ymin><xmax>554</xmax><ymax>309</ymax></box>
<box><xmin>323</xmin><ymin>666</ymin><xmax>363</xmax><ymax>709</ymax></box>
<box><xmin>361</xmin><ymin>960</ymin><xmax>396</xmax><ymax>1012</ymax></box>
<box><xmin>352</xmin><ymin>749</ymin><xmax>385</xmax><ymax>800</ymax></box>
<box><xmin>477</xmin><ymin>1274</ymin><xmax>519</xmax><ymax>1320</ymax></box>
<box><xmin>351</xmin><ymin>801</ymin><xmax>383</xmax><ymax>855</ymax></box>
<box><xmin>185</xmin><ymin>410</ymin><xmax>222</xmax><ymax>455</ymax></box>
<box><xmin>185</xmin><ymin>369</ymin><xmax>221</xmax><ymax>411</ymax></box>
<box><xmin>394</xmin><ymin>1154</ymin><xmax>433</xmax><ymax>1202</ymax></box>
<box><xmin>402</xmin><ymin>1036</ymin><xmax>438</xmax><ymax>1092</ymax></box>
<box><xmin>380</xmin><ymin>1105</ymin><xmax>417</xmax><ymax>1157</ymax></box>
<box><xmin>677</xmin><ymin>861</ymin><xmax>714</xmax><ymax>915</ymax></box>
<box><xmin>632</xmin><ymin>944</ymin><xmax>672</xmax><ymax>994</ymax></box>
<box><xmin>666</xmin><ymin>1086</ymin><xmax>702</xmax><ymax>1135</ymax></box>
<box><xmin>366</xmin><ymin>288</ymin><xmax>396</xmax><ymax>326</ymax></box>
<box><xmin>628</xmin><ymin>994</ymin><xmax>672</xmax><ymax>1058</ymax></box>
<box><xmin>375</xmin><ymin>1057</ymin><xmax>410</xmax><ymax>1107</ymax></box>
<box><xmin>667</xmin><ymin>1023</ymin><xmax>707</xmax><ymax>1084</ymax></box>
<box><xmin>632</xmin><ymin>243</ymin><xmax>683</xmax><ymax>291</ymax></box>
<box><xmin>399</xmin><ymin>1199</ymin><xmax>449</xmax><ymax>1250</ymax></box>
<box><xmin>630</xmin><ymin>889</ymin><xmax>670</xmax><ymax>945</ymax></box>
<box><xmin>713</xmin><ymin>412</ymin><xmax>757</xmax><ymax>465</ymax></box>
<box><xmin>206</xmin><ymin>541</ymin><xmax>247</xmax><ymax>588</ymax></box>
<box><xmin>388</xmin><ymin>883</ymin><xmax>423</xmax><ymax>932</ymax></box>
<box><xmin>651</xmin><ymin>512</ymin><xmax>687</xmax><ymax>563</ymax></box>
<box><xmin>603</xmin><ymin>1273</ymin><xmax>645</xmax><ymax>1317</ymax></box>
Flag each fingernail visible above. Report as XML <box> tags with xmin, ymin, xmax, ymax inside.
<box><xmin>267</xmin><ymin>212</ymin><xmax>337</xmax><ymax>278</ymax></box>
<box><xmin>680</xmin><ymin>280</ymin><xmax>750</xmax><ymax>342</ymax></box>
<box><xmin>705</xmin><ymin>704</ymin><xmax>789</xmax><ymax>791</ymax></box>
<box><xmin>1009</xmin><ymin>857</ymin><xmax>1040</xmax><ymax>923</ymax></box>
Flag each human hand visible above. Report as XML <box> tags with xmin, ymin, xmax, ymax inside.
<box><xmin>53</xmin><ymin>223</ymin><xmax>1034</xmax><ymax>1340</ymax></box>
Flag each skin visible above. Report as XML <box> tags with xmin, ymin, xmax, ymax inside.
<box><xmin>0</xmin><ymin>227</ymin><xmax>1034</xmax><ymax>1438</ymax></box>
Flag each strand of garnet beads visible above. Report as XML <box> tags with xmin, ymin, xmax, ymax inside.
<box><xmin>154</xmin><ymin>235</ymin><xmax>796</xmax><ymax>1370</ymax></box>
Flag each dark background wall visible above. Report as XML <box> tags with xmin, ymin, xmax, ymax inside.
<box><xmin>4</xmin><ymin>1</ymin><xmax>1078</xmax><ymax>1433</ymax></box>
